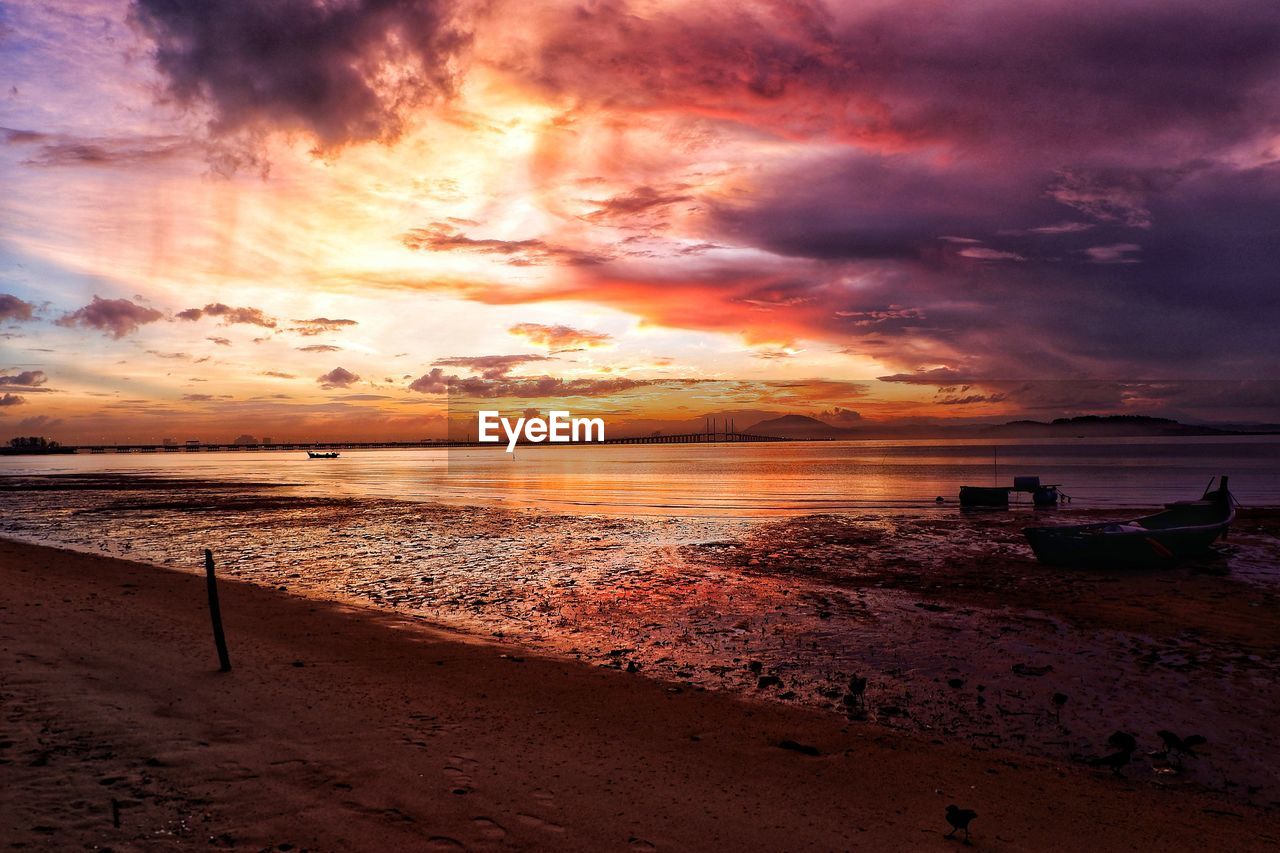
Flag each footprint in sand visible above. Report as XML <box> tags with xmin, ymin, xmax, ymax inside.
<box><xmin>515</xmin><ymin>813</ymin><xmax>565</xmax><ymax>833</ymax></box>
<box><xmin>424</xmin><ymin>836</ymin><xmax>467</xmax><ymax>851</ymax></box>
<box><xmin>628</xmin><ymin>838</ymin><xmax>658</xmax><ymax>852</ymax></box>
<box><xmin>471</xmin><ymin>817</ymin><xmax>507</xmax><ymax>840</ymax></box>
<box><xmin>445</xmin><ymin>754</ymin><xmax>481</xmax><ymax>789</ymax></box>
<box><xmin>444</xmin><ymin>762</ymin><xmax>475</xmax><ymax>795</ymax></box>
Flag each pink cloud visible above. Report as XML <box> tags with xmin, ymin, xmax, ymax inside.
<box><xmin>57</xmin><ymin>296</ymin><xmax>164</xmax><ymax>339</ymax></box>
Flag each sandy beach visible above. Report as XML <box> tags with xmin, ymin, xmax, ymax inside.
<box><xmin>3</xmin><ymin>537</ymin><xmax>1278</xmax><ymax>850</ymax></box>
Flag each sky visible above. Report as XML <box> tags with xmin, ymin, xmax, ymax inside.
<box><xmin>1</xmin><ymin>0</ymin><xmax>1279</xmax><ymax>442</ymax></box>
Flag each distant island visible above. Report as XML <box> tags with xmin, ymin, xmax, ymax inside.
<box><xmin>0</xmin><ymin>436</ymin><xmax>76</xmax><ymax>455</ymax></box>
<box><xmin>743</xmin><ymin>414</ymin><xmax>1275</xmax><ymax>441</ymax></box>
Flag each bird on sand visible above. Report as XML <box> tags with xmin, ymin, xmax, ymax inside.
<box><xmin>1156</xmin><ymin>730</ymin><xmax>1206</xmax><ymax>764</ymax></box>
<box><xmin>1088</xmin><ymin>731</ymin><xmax>1138</xmax><ymax>775</ymax></box>
<box><xmin>847</xmin><ymin>674</ymin><xmax>867</xmax><ymax>708</ymax></box>
<box><xmin>944</xmin><ymin>805</ymin><xmax>978</xmax><ymax>843</ymax></box>
<box><xmin>1107</xmin><ymin>731</ymin><xmax>1138</xmax><ymax>752</ymax></box>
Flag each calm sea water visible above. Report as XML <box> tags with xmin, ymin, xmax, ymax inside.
<box><xmin>2</xmin><ymin>435</ymin><xmax>1278</xmax><ymax>513</ymax></box>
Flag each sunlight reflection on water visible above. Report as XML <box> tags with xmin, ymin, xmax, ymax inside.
<box><xmin>2</xmin><ymin>435</ymin><xmax>1278</xmax><ymax>515</ymax></box>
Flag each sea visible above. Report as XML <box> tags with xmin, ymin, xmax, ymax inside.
<box><xmin>2</xmin><ymin>435</ymin><xmax>1278</xmax><ymax>515</ymax></box>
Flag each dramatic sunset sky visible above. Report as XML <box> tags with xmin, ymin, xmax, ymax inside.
<box><xmin>2</xmin><ymin>0</ymin><xmax>1278</xmax><ymax>441</ymax></box>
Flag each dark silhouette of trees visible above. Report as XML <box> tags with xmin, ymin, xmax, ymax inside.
<box><xmin>9</xmin><ymin>435</ymin><xmax>59</xmax><ymax>448</ymax></box>
<box><xmin>5</xmin><ymin>436</ymin><xmax>66</xmax><ymax>454</ymax></box>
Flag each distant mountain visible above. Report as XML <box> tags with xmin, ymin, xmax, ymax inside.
<box><xmin>743</xmin><ymin>414</ymin><xmax>856</xmax><ymax>439</ymax></box>
<box><xmin>738</xmin><ymin>413</ymin><xmax>1255</xmax><ymax>441</ymax></box>
<box><xmin>981</xmin><ymin>415</ymin><xmax>1236</xmax><ymax>438</ymax></box>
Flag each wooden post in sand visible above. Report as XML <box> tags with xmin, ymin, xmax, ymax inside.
<box><xmin>204</xmin><ymin>549</ymin><xmax>232</xmax><ymax>672</ymax></box>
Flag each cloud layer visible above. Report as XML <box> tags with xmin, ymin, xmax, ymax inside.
<box><xmin>131</xmin><ymin>0</ymin><xmax>470</xmax><ymax>148</ymax></box>
<box><xmin>4</xmin><ymin>0</ymin><xmax>1279</xmax><ymax>441</ymax></box>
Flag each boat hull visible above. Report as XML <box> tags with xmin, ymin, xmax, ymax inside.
<box><xmin>1023</xmin><ymin>522</ymin><xmax>1229</xmax><ymax>567</ymax></box>
<box><xmin>1023</xmin><ymin>477</ymin><xmax>1235</xmax><ymax>567</ymax></box>
<box><xmin>959</xmin><ymin>486</ymin><xmax>1011</xmax><ymax>508</ymax></box>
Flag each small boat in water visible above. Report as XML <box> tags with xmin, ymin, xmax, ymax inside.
<box><xmin>959</xmin><ymin>485</ymin><xmax>1013</xmax><ymax>508</ymax></box>
<box><xmin>960</xmin><ymin>476</ymin><xmax>1064</xmax><ymax>509</ymax></box>
<box><xmin>1023</xmin><ymin>476</ymin><xmax>1235</xmax><ymax>567</ymax></box>
<box><xmin>307</xmin><ymin>451</ymin><xmax>340</xmax><ymax>459</ymax></box>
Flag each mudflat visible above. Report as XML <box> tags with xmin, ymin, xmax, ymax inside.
<box><xmin>2</xmin><ymin>538</ymin><xmax>1277</xmax><ymax>850</ymax></box>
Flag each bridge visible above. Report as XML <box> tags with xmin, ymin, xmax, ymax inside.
<box><xmin>54</xmin><ymin>431</ymin><xmax>794</xmax><ymax>454</ymax></box>
<box><xmin>602</xmin><ymin>431</ymin><xmax>789</xmax><ymax>445</ymax></box>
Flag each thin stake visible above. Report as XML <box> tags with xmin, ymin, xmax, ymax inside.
<box><xmin>204</xmin><ymin>549</ymin><xmax>231</xmax><ymax>672</ymax></box>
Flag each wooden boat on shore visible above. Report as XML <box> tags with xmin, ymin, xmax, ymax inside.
<box><xmin>307</xmin><ymin>451</ymin><xmax>340</xmax><ymax>459</ymax></box>
<box><xmin>1023</xmin><ymin>476</ymin><xmax>1235</xmax><ymax>567</ymax></box>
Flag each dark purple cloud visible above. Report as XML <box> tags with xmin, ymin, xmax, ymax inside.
<box><xmin>0</xmin><ymin>393</ymin><xmax>25</xmax><ymax>407</ymax></box>
<box><xmin>56</xmin><ymin>296</ymin><xmax>164</xmax><ymax>339</ymax></box>
<box><xmin>298</xmin><ymin>344</ymin><xmax>343</xmax><ymax>353</ymax></box>
<box><xmin>403</xmin><ymin>223</ymin><xmax>611</xmax><ymax>266</ymax></box>
<box><xmin>7</xmin><ymin>131</ymin><xmax>196</xmax><ymax>168</ymax></box>
<box><xmin>318</xmin><ymin>366</ymin><xmax>361</xmax><ymax>389</ymax></box>
<box><xmin>0</xmin><ymin>370</ymin><xmax>49</xmax><ymax>390</ymax></box>
<box><xmin>584</xmin><ymin>185</ymin><xmax>695</xmax><ymax>223</ymax></box>
<box><xmin>433</xmin><ymin>354</ymin><xmax>554</xmax><ymax>379</ymax></box>
<box><xmin>0</xmin><ymin>293</ymin><xmax>36</xmax><ymax>322</ymax></box>
<box><xmin>1</xmin><ymin>128</ymin><xmax>49</xmax><ymax>144</ymax></box>
<box><xmin>408</xmin><ymin>369</ymin><xmax>647</xmax><ymax>398</ymax></box>
<box><xmin>879</xmin><ymin>369</ymin><xmax>975</xmax><ymax>386</ymax></box>
<box><xmin>818</xmin><ymin>406</ymin><xmax>861</xmax><ymax>424</ymax></box>
<box><xmin>872</xmin><ymin>379</ymin><xmax>1280</xmax><ymax>422</ymax></box>
<box><xmin>407</xmin><ymin>368</ymin><xmax>450</xmax><ymax>394</ymax></box>
<box><xmin>131</xmin><ymin>0</ymin><xmax>470</xmax><ymax>148</ymax></box>
<box><xmin>179</xmin><ymin>303</ymin><xmax>277</xmax><ymax>327</ymax></box>
<box><xmin>16</xmin><ymin>414</ymin><xmax>64</xmax><ymax>431</ymax></box>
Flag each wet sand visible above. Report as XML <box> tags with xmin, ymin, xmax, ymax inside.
<box><xmin>684</xmin><ymin>509</ymin><xmax>1280</xmax><ymax>647</ymax></box>
<box><xmin>3</xmin><ymin>538</ymin><xmax>1279</xmax><ymax>850</ymax></box>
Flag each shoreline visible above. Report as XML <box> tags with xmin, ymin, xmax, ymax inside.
<box><xmin>3</xmin><ymin>475</ymin><xmax>1279</xmax><ymax>808</ymax></box>
<box><xmin>3</xmin><ymin>537</ymin><xmax>1278</xmax><ymax>850</ymax></box>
